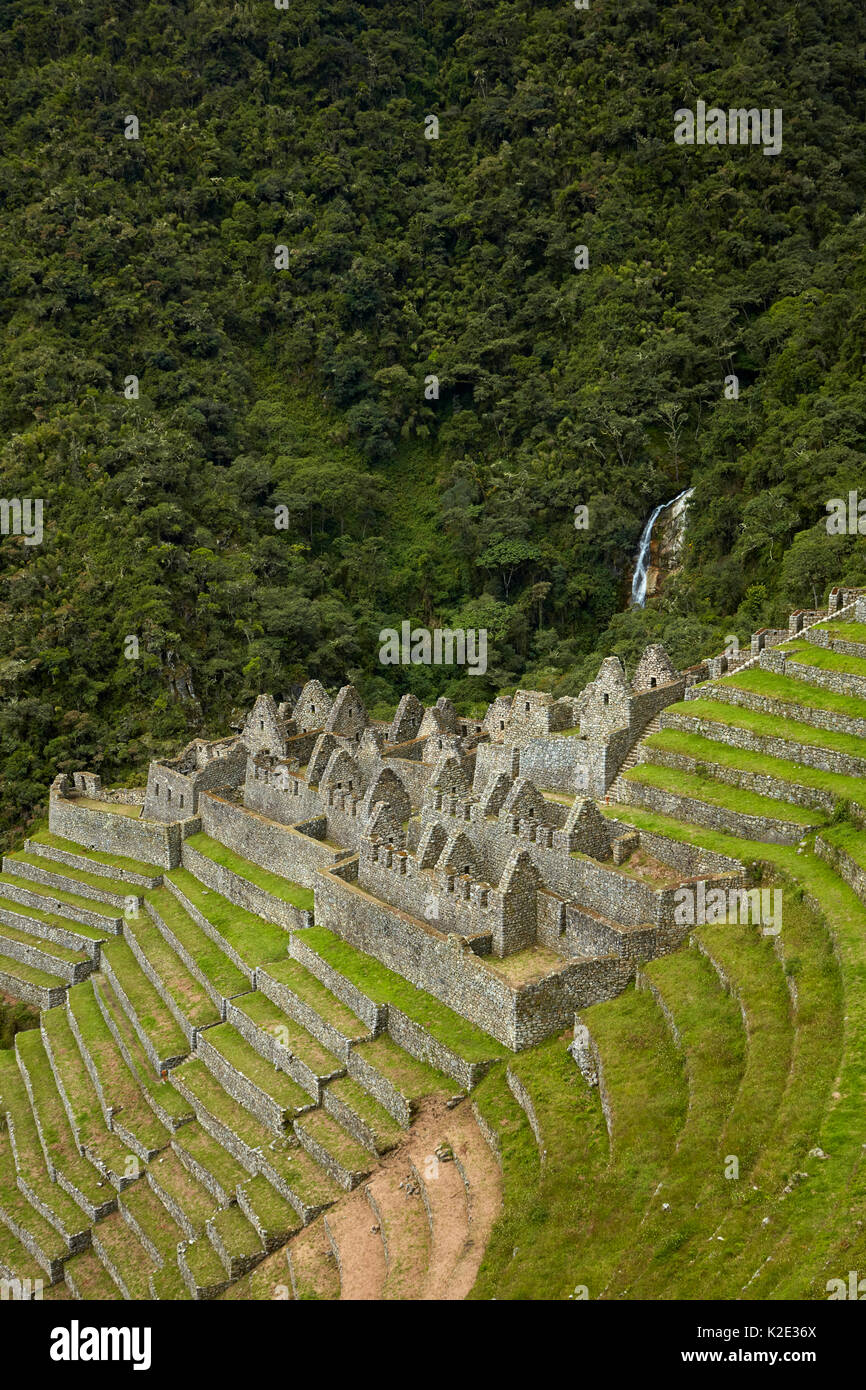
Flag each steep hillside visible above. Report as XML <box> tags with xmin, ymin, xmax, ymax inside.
<box><xmin>2</xmin><ymin>0</ymin><xmax>866</xmax><ymax>841</ymax></box>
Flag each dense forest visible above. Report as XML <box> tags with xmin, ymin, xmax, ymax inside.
<box><xmin>1</xmin><ymin>0</ymin><xmax>865</xmax><ymax>846</ymax></box>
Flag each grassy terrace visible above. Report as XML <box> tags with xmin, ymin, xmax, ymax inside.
<box><xmin>325</xmin><ymin>1075</ymin><xmax>404</xmax><ymax>1147</ymax></box>
<box><xmin>784</xmin><ymin>643</ymin><xmax>866</xmax><ymax>678</ymax></box>
<box><xmin>202</xmin><ymin>1024</ymin><xmax>313</xmax><ymax>1113</ymax></box>
<box><xmin>0</xmin><ymin>953</ymin><xmax>67</xmax><ymax>991</ymax></box>
<box><xmin>600</xmin><ymin>804</ymin><xmax>864</xmax><ymax>1297</ymax></box>
<box><xmin>644</xmin><ymin>728</ymin><xmax>866</xmax><ymax>806</ymax></box>
<box><xmin>123</xmin><ymin>916</ymin><xmax>220</xmax><ymax>1033</ymax></box>
<box><xmin>264</xmin><ymin>957</ymin><xmax>368</xmax><ymax>1037</ymax></box>
<box><xmin>352</xmin><ymin>1034</ymin><xmax>451</xmax><ymax>1099</ymax></box>
<box><xmin>623</xmin><ymin>763</ymin><xmax>825</xmax><ymax>826</ymax></box>
<box><xmin>719</xmin><ymin>667</ymin><xmax>866</xmax><ymax>720</ymax></box>
<box><xmin>27</xmin><ymin>831</ymin><xmax>162</xmax><ymax>879</ymax></box>
<box><xmin>96</xmin><ymin>978</ymin><xmax>194</xmax><ymax>1126</ymax></box>
<box><xmin>0</xmin><ymin>890</ymin><xmax>107</xmax><ymax>945</ymax></box>
<box><xmin>6</xmin><ymin>851</ymin><xmax>130</xmax><ymax>899</ymax></box>
<box><xmin>0</xmin><ymin>918</ymin><xmax>88</xmax><ymax>967</ymax></box>
<box><xmin>145</xmin><ymin>887</ymin><xmax>249</xmax><ymax>999</ymax></box>
<box><xmin>819</xmin><ymin>822</ymin><xmax>866</xmax><ymax>871</ymax></box>
<box><xmin>302</xmin><ymin>924</ymin><xmax>507</xmax><ymax>1063</ymax></box>
<box><xmin>171</xmin><ymin>1057</ymin><xmax>275</xmax><ymax>1149</ymax></box>
<box><xmin>230</xmin><ymin>990</ymin><xmax>342</xmax><ymax>1076</ymax></box>
<box><xmin>0</xmin><ymin>872</ymin><xmax>119</xmax><ymax>924</ymax></box>
<box><xmin>167</xmin><ymin>867</ymin><xmax>291</xmax><ymax>967</ymax></box>
<box><xmin>100</xmin><ymin>939</ymin><xmax>189</xmax><ymax>1059</ymax></box>
<box><xmin>666</xmin><ymin>696</ymin><xmax>866</xmax><ymax>760</ymax></box>
<box><xmin>473</xmin><ymin>998</ymin><xmax>682</xmax><ymax>1300</ymax></box>
<box><xmin>812</xmin><ymin>620</ymin><xmax>866</xmax><ymax>644</ymax></box>
<box><xmin>184</xmin><ymin>833</ymin><xmax>314</xmax><ymax>912</ymax></box>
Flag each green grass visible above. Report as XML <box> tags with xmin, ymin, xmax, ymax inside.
<box><xmin>0</xmin><ymin>952</ymin><xmax>67</xmax><ymax>991</ymax></box>
<box><xmin>820</xmin><ymin>822</ymin><xmax>866</xmax><ymax>874</ymax></box>
<box><xmin>785</xmin><ymin>643</ymin><xmax>866</xmax><ymax>678</ymax></box>
<box><xmin>624</xmin><ymin>762</ymin><xmax>825</xmax><ymax>826</ymax></box>
<box><xmin>325</xmin><ymin>1075</ymin><xmax>404</xmax><ymax>1148</ymax></box>
<box><xmin>644</xmin><ymin>727</ymin><xmax>866</xmax><ymax>807</ymax></box>
<box><xmin>145</xmin><ymin>887</ymin><xmax>249</xmax><ymax>999</ymax></box>
<box><xmin>302</xmin><ymin>924</ymin><xmax>506</xmax><ymax>1063</ymax></box>
<box><xmin>208</xmin><ymin>1203</ymin><xmax>264</xmax><ymax>1261</ymax></box>
<box><xmin>183</xmin><ymin>833</ymin><xmax>314</xmax><ymax>912</ymax></box>
<box><xmin>666</xmin><ymin>697</ymin><xmax>866</xmax><ymax>761</ymax></box>
<box><xmin>722</xmin><ymin>667</ymin><xmax>866</xmax><ymax>721</ymax></box>
<box><xmin>166</xmin><ymin>868</ymin><xmax>291</xmax><ymax>968</ymax></box>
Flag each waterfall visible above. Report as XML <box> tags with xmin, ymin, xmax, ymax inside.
<box><xmin>630</xmin><ymin>486</ymin><xmax>693</xmax><ymax>608</ymax></box>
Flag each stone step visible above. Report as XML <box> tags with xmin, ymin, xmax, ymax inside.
<box><xmin>347</xmin><ymin>1034</ymin><xmax>451</xmax><ymax>1128</ymax></box>
<box><xmin>92</xmin><ymin>1209</ymin><xmax>156</xmax><ymax>1300</ymax></box>
<box><xmin>235</xmin><ymin>1174</ymin><xmax>302</xmax><ymax>1253</ymax></box>
<box><xmin>0</xmin><ymin>1051</ymin><xmax>91</xmax><ymax>1252</ymax></box>
<box><xmin>163</xmin><ymin>868</ymin><xmax>290</xmax><ymax>980</ymax></box>
<box><xmin>99</xmin><ymin>937</ymin><xmax>189</xmax><ymax>1073</ymax></box>
<box><xmin>322</xmin><ymin>1075</ymin><xmax>404</xmax><ymax>1156</ymax></box>
<box><xmin>119</xmin><ymin>1177</ymin><xmax>185</xmax><ymax>1269</ymax></box>
<box><xmin>206</xmin><ymin>1202</ymin><xmax>266</xmax><ymax>1280</ymax></box>
<box><xmin>0</xmin><ymin>1122</ymin><xmax>69</xmax><ymax>1283</ymax></box>
<box><xmin>146</xmin><ymin>1148</ymin><xmax>219</xmax><ymax>1240</ymax></box>
<box><xmin>63</xmin><ymin>1247</ymin><xmax>124</xmax><ymax>1300</ymax></box>
<box><xmin>257</xmin><ymin>958</ymin><xmax>371</xmax><ymax>1064</ymax></box>
<box><xmin>181</xmin><ymin>832</ymin><xmax>313</xmax><ymax>931</ymax></box>
<box><xmin>37</xmin><ymin>1006</ymin><xmax>139</xmax><ymax>1189</ymax></box>
<box><xmin>3</xmin><ymin>852</ymin><xmax>139</xmax><ymax>911</ymax></box>
<box><xmin>144</xmin><ymin>886</ymin><xmax>251</xmax><ymax>1012</ymax></box>
<box><xmin>121</xmin><ymin>911</ymin><xmax>221</xmax><ymax>1042</ymax></box>
<box><xmin>65</xmin><ymin>980</ymin><xmax>171</xmax><ymax>1163</ymax></box>
<box><xmin>92</xmin><ymin>975</ymin><xmax>196</xmax><ymax>1133</ymax></box>
<box><xmin>179</xmin><ymin>1233</ymin><xmax>231</xmax><ymax>1300</ymax></box>
<box><xmin>0</xmin><ymin>950</ymin><xmax>68</xmax><ymax>1009</ymax></box>
<box><xmin>172</xmin><ymin>1122</ymin><xmax>251</xmax><ymax>1208</ymax></box>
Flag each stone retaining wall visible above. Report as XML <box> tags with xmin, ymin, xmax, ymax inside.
<box><xmin>48</xmin><ymin>793</ymin><xmax>186</xmax><ymax>869</ymax></box>
<box><xmin>660</xmin><ymin>709</ymin><xmax>866</xmax><ymax>779</ymax></box>
<box><xmin>200</xmin><ymin>789</ymin><xmax>342</xmax><ymax>892</ymax></box>
<box><xmin>617</xmin><ymin>777</ymin><xmax>816</xmax><ymax>846</ymax></box>
<box><xmin>181</xmin><ymin>839</ymin><xmax>306</xmax><ymax>931</ymax></box>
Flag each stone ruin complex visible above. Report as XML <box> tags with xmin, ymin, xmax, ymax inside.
<box><xmin>46</xmin><ymin>588</ymin><xmax>864</xmax><ymax>1049</ymax></box>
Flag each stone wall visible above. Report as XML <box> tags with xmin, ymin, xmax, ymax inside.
<box><xmin>199</xmin><ymin>788</ymin><xmax>343</xmax><ymax>892</ymax></box>
<box><xmin>315</xmin><ymin>864</ymin><xmax>633</xmax><ymax>1050</ymax></box>
<box><xmin>180</xmin><ymin>837</ymin><xmax>307</xmax><ymax>931</ymax></box>
<box><xmin>48</xmin><ymin>791</ymin><xmax>188</xmax><ymax>870</ymax></box>
<box><xmin>617</xmin><ymin>777</ymin><xmax>816</xmax><ymax>846</ymax></box>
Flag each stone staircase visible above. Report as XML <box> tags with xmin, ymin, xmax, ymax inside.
<box><xmin>606</xmin><ymin>715</ymin><xmax>663</xmax><ymax>803</ymax></box>
<box><xmin>0</xmin><ymin>831</ymin><xmax>504</xmax><ymax>1300</ymax></box>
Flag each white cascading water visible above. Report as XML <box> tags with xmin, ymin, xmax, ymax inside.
<box><xmin>630</xmin><ymin>486</ymin><xmax>694</xmax><ymax>607</ymax></box>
